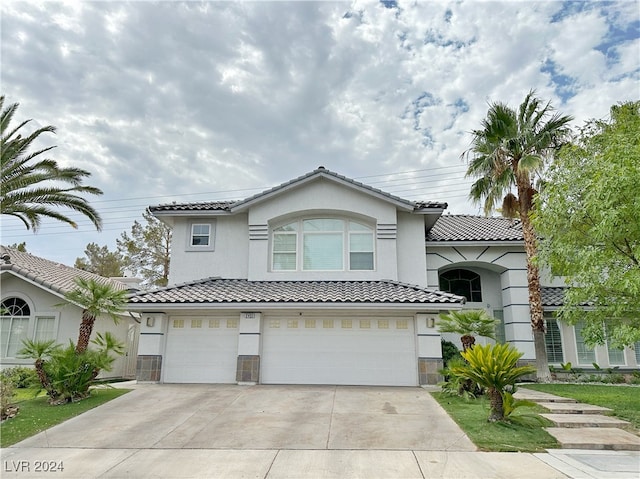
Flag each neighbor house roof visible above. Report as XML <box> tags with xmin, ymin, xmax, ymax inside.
<box><xmin>150</xmin><ymin>167</ymin><xmax>448</xmax><ymax>215</ymax></box>
<box><xmin>426</xmin><ymin>215</ymin><xmax>524</xmax><ymax>242</ymax></box>
<box><xmin>127</xmin><ymin>278</ymin><xmax>464</xmax><ymax>307</ymax></box>
<box><xmin>0</xmin><ymin>245</ymin><xmax>128</xmax><ymax>297</ymax></box>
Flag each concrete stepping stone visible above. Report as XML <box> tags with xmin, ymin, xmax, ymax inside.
<box><xmin>537</xmin><ymin>402</ymin><xmax>612</xmax><ymax>414</ymax></box>
<box><xmin>542</xmin><ymin>413</ymin><xmax>631</xmax><ymax>428</ymax></box>
<box><xmin>546</xmin><ymin>427</ymin><xmax>640</xmax><ymax>451</ymax></box>
<box><xmin>514</xmin><ymin>389</ymin><xmax>577</xmax><ymax>403</ymax></box>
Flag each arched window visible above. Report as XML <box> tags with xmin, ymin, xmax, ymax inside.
<box><xmin>1</xmin><ymin>297</ymin><xmax>31</xmax><ymax>358</ymax></box>
<box><xmin>438</xmin><ymin>269</ymin><xmax>482</xmax><ymax>302</ymax></box>
<box><xmin>272</xmin><ymin>218</ymin><xmax>374</xmax><ymax>271</ymax></box>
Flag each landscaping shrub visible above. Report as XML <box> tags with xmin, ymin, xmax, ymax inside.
<box><xmin>0</xmin><ymin>374</ymin><xmax>17</xmax><ymax>420</ymax></box>
<box><xmin>0</xmin><ymin>366</ymin><xmax>38</xmax><ymax>389</ymax></box>
<box><xmin>441</xmin><ymin>339</ymin><xmax>460</xmax><ymax>367</ymax></box>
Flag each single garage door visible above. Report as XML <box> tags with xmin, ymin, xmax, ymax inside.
<box><xmin>163</xmin><ymin>316</ymin><xmax>238</xmax><ymax>383</ymax></box>
<box><xmin>261</xmin><ymin>315</ymin><xmax>417</xmax><ymax>386</ymax></box>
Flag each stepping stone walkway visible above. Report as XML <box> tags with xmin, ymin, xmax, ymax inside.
<box><xmin>515</xmin><ymin>388</ymin><xmax>640</xmax><ymax>451</ymax></box>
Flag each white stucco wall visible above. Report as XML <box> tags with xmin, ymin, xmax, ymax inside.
<box><xmin>168</xmin><ymin>213</ymin><xmax>249</xmax><ymax>284</ymax></box>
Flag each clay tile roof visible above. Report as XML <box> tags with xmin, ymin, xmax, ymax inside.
<box><xmin>0</xmin><ymin>245</ymin><xmax>127</xmax><ymax>296</ymax></box>
<box><xmin>426</xmin><ymin>215</ymin><xmax>524</xmax><ymax>242</ymax></box>
<box><xmin>128</xmin><ymin>278</ymin><xmax>464</xmax><ymax>305</ymax></box>
<box><xmin>150</xmin><ymin>200</ymin><xmax>236</xmax><ymax>213</ymax></box>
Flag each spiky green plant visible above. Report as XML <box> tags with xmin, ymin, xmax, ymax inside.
<box><xmin>450</xmin><ymin>343</ymin><xmax>536</xmax><ymax>422</ymax></box>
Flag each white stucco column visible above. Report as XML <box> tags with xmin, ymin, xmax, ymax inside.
<box><xmin>237</xmin><ymin>312</ymin><xmax>262</xmax><ymax>384</ymax></box>
<box><xmin>500</xmin><ymin>269</ymin><xmax>535</xmax><ymax>359</ymax></box>
<box><xmin>137</xmin><ymin>313</ymin><xmax>167</xmax><ymax>382</ymax></box>
<box><xmin>415</xmin><ymin>313</ymin><xmax>442</xmax><ymax>385</ymax></box>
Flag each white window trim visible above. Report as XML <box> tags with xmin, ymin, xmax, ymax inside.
<box><xmin>271</xmin><ymin>217</ymin><xmax>375</xmax><ymax>272</ymax></box>
<box><xmin>186</xmin><ymin>220</ymin><xmax>216</xmax><ymax>252</ymax></box>
<box><xmin>33</xmin><ymin>312</ymin><xmax>60</xmax><ymax>342</ymax></box>
<box><xmin>543</xmin><ymin>317</ymin><xmax>564</xmax><ymax>365</ymax></box>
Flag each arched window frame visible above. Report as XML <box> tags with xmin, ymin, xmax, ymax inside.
<box><xmin>271</xmin><ymin>216</ymin><xmax>375</xmax><ymax>272</ymax></box>
<box><xmin>438</xmin><ymin>268</ymin><xmax>483</xmax><ymax>302</ymax></box>
<box><xmin>1</xmin><ymin>296</ymin><xmax>32</xmax><ymax>358</ymax></box>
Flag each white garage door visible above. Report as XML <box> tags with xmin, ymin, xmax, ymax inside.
<box><xmin>164</xmin><ymin>316</ymin><xmax>238</xmax><ymax>383</ymax></box>
<box><xmin>261</xmin><ymin>315</ymin><xmax>417</xmax><ymax>386</ymax></box>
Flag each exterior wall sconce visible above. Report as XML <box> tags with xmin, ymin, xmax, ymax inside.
<box><xmin>146</xmin><ymin>316</ymin><xmax>156</xmax><ymax>327</ymax></box>
<box><xmin>426</xmin><ymin>317</ymin><xmax>436</xmax><ymax>328</ymax></box>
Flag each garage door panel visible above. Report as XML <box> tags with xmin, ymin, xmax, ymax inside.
<box><xmin>164</xmin><ymin>316</ymin><xmax>238</xmax><ymax>383</ymax></box>
<box><xmin>261</xmin><ymin>316</ymin><xmax>417</xmax><ymax>386</ymax></box>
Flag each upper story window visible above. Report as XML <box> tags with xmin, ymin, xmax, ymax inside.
<box><xmin>438</xmin><ymin>269</ymin><xmax>482</xmax><ymax>302</ymax></box>
<box><xmin>1</xmin><ymin>297</ymin><xmax>31</xmax><ymax>358</ymax></box>
<box><xmin>272</xmin><ymin>218</ymin><xmax>374</xmax><ymax>271</ymax></box>
<box><xmin>186</xmin><ymin>221</ymin><xmax>215</xmax><ymax>251</ymax></box>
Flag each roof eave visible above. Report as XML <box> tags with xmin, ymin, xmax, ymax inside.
<box><xmin>426</xmin><ymin>240</ymin><xmax>525</xmax><ymax>247</ymax></box>
<box><xmin>126</xmin><ymin>301</ymin><xmax>463</xmax><ymax>311</ymax></box>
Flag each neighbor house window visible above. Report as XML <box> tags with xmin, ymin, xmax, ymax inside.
<box><xmin>544</xmin><ymin>316</ymin><xmax>564</xmax><ymax>363</ymax></box>
<box><xmin>574</xmin><ymin>321</ymin><xmax>595</xmax><ymax>364</ymax></box>
<box><xmin>0</xmin><ymin>297</ymin><xmax>31</xmax><ymax>358</ymax></box>
<box><xmin>272</xmin><ymin>218</ymin><xmax>374</xmax><ymax>271</ymax></box>
<box><xmin>34</xmin><ymin>316</ymin><xmax>56</xmax><ymax>342</ymax></box>
<box><xmin>439</xmin><ymin>269</ymin><xmax>482</xmax><ymax>302</ymax></box>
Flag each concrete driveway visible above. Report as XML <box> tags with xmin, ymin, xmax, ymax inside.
<box><xmin>12</xmin><ymin>384</ymin><xmax>475</xmax><ymax>451</ymax></box>
<box><xmin>4</xmin><ymin>384</ymin><xmax>609</xmax><ymax>478</ymax></box>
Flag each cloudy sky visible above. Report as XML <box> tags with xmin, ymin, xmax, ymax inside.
<box><xmin>1</xmin><ymin>0</ymin><xmax>638</xmax><ymax>268</ymax></box>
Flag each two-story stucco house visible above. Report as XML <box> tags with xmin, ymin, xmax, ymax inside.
<box><xmin>128</xmin><ymin>167</ymin><xmax>640</xmax><ymax>386</ymax></box>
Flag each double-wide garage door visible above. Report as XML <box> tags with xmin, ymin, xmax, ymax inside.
<box><xmin>164</xmin><ymin>316</ymin><xmax>238</xmax><ymax>383</ymax></box>
<box><xmin>261</xmin><ymin>315</ymin><xmax>418</xmax><ymax>386</ymax></box>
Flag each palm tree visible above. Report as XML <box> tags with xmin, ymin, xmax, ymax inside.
<box><xmin>63</xmin><ymin>277</ymin><xmax>128</xmax><ymax>354</ymax></box>
<box><xmin>18</xmin><ymin>339</ymin><xmax>61</xmax><ymax>399</ymax></box>
<box><xmin>0</xmin><ymin>96</ymin><xmax>103</xmax><ymax>231</ymax></box>
<box><xmin>437</xmin><ymin>309</ymin><xmax>498</xmax><ymax>351</ymax></box>
<box><xmin>463</xmin><ymin>91</ymin><xmax>573</xmax><ymax>382</ymax></box>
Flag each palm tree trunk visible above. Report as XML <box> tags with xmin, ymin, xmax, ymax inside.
<box><xmin>34</xmin><ymin>358</ymin><xmax>57</xmax><ymax>399</ymax></box>
<box><xmin>460</xmin><ymin>335</ymin><xmax>476</xmax><ymax>351</ymax></box>
<box><xmin>487</xmin><ymin>387</ymin><xmax>504</xmax><ymax>422</ymax></box>
<box><xmin>518</xmin><ymin>187</ymin><xmax>552</xmax><ymax>382</ymax></box>
<box><xmin>76</xmin><ymin>310</ymin><xmax>96</xmax><ymax>354</ymax></box>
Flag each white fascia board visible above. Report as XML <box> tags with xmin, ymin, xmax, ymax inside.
<box><xmin>126</xmin><ymin>302</ymin><xmax>463</xmax><ymax>312</ymax></box>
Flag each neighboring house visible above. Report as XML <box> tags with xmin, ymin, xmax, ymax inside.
<box><xmin>128</xmin><ymin>167</ymin><xmax>639</xmax><ymax>386</ymax></box>
<box><xmin>0</xmin><ymin>246</ymin><xmax>140</xmax><ymax>378</ymax></box>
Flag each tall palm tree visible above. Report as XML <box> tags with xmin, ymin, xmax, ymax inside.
<box><xmin>463</xmin><ymin>91</ymin><xmax>573</xmax><ymax>382</ymax></box>
<box><xmin>63</xmin><ymin>277</ymin><xmax>128</xmax><ymax>354</ymax></box>
<box><xmin>0</xmin><ymin>96</ymin><xmax>103</xmax><ymax>231</ymax></box>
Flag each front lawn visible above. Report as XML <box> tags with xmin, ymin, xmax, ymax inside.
<box><xmin>1</xmin><ymin>388</ymin><xmax>130</xmax><ymax>447</ymax></box>
<box><xmin>521</xmin><ymin>383</ymin><xmax>640</xmax><ymax>430</ymax></box>
<box><xmin>431</xmin><ymin>392</ymin><xmax>559</xmax><ymax>452</ymax></box>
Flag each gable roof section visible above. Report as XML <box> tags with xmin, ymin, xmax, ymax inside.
<box><xmin>0</xmin><ymin>245</ymin><xmax>127</xmax><ymax>298</ymax></box>
<box><xmin>426</xmin><ymin>215</ymin><xmax>524</xmax><ymax>242</ymax></box>
<box><xmin>149</xmin><ymin>167</ymin><xmax>447</xmax><ymax>215</ymax></box>
<box><xmin>128</xmin><ymin>278</ymin><xmax>464</xmax><ymax>307</ymax></box>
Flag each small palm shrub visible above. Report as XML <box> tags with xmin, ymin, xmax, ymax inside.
<box><xmin>450</xmin><ymin>343</ymin><xmax>536</xmax><ymax>422</ymax></box>
<box><xmin>439</xmin><ymin>356</ymin><xmax>483</xmax><ymax>400</ymax></box>
<box><xmin>438</xmin><ymin>310</ymin><xmax>498</xmax><ymax>351</ymax></box>
<box><xmin>18</xmin><ymin>332</ymin><xmax>125</xmax><ymax>404</ymax></box>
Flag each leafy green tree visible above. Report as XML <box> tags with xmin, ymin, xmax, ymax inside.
<box><xmin>117</xmin><ymin>210</ymin><xmax>172</xmax><ymax>287</ymax></box>
<box><xmin>450</xmin><ymin>343</ymin><xmax>535</xmax><ymax>422</ymax></box>
<box><xmin>534</xmin><ymin>101</ymin><xmax>640</xmax><ymax>348</ymax></box>
<box><xmin>437</xmin><ymin>309</ymin><xmax>498</xmax><ymax>351</ymax></box>
<box><xmin>464</xmin><ymin>91</ymin><xmax>573</xmax><ymax>382</ymax></box>
<box><xmin>63</xmin><ymin>277</ymin><xmax>128</xmax><ymax>354</ymax></box>
<box><xmin>0</xmin><ymin>96</ymin><xmax>103</xmax><ymax>231</ymax></box>
<box><xmin>75</xmin><ymin>242</ymin><xmax>125</xmax><ymax>277</ymax></box>
<box><xmin>7</xmin><ymin>242</ymin><xmax>27</xmax><ymax>252</ymax></box>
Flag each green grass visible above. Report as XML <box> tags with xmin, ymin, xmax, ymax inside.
<box><xmin>432</xmin><ymin>392</ymin><xmax>559</xmax><ymax>452</ymax></box>
<box><xmin>1</xmin><ymin>388</ymin><xmax>130</xmax><ymax>447</ymax></box>
<box><xmin>521</xmin><ymin>383</ymin><xmax>640</xmax><ymax>430</ymax></box>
